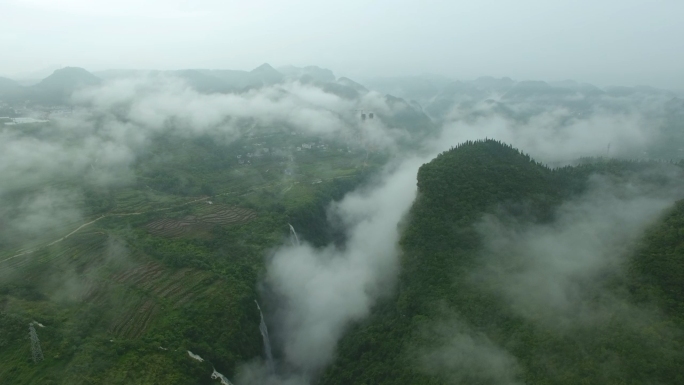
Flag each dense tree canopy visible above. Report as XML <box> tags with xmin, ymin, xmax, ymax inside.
<box><xmin>321</xmin><ymin>140</ymin><xmax>684</xmax><ymax>385</ymax></box>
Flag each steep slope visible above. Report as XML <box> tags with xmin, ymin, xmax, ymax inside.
<box><xmin>549</xmin><ymin>80</ymin><xmax>605</xmax><ymax>97</ymax></box>
<box><xmin>321</xmin><ymin>140</ymin><xmax>684</xmax><ymax>385</ymax></box>
<box><xmin>321</xmin><ymin>140</ymin><xmax>561</xmax><ymax>384</ymax></box>
<box><xmin>629</xmin><ymin>199</ymin><xmax>684</xmax><ymax>321</ymax></box>
<box><xmin>502</xmin><ymin>80</ymin><xmax>575</xmax><ymax>100</ymax></box>
<box><xmin>278</xmin><ymin>65</ymin><xmax>336</xmax><ymax>82</ymax></box>
<box><xmin>470</xmin><ymin>76</ymin><xmax>515</xmax><ymax>91</ymax></box>
<box><xmin>172</xmin><ymin>70</ymin><xmax>235</xmax><ymax>93</ymax></box>
<box><xmin>0</xmin><ymin>77</ymin><xmax>21</xmax><ymax>91</ymax></box>
<box><xmin>336</xmin><ymin>77</ymin><xmax>368</xmax><ymax>94</ymax></box>
<box><xmin>0</xmin><ymin>225</ymin><xmax>264</xmax><ymax>384</ymax></box>
<box><xmin>424</xmin><ymin>80</ymin><xmax>495</xmax><ymax>120</ymax></box>
<box><xmin>363</xmin><ymin>76</ymin><xmax>446</xmax><ymax>103</ymax></box>
<box><xmin>1</xmin><ymin>68</ymin><xmax>101</xmax><ymax>105</ymax></box>
<box><xmin>92</xmin><ymin>69</ymin><xmax>150</xmax><ymax>80</ymax></box>
<box><xmin>0</xmin><ymin>125</ymin><xmax>379</xmax><ymax>384</ymax></box>
<box><xmin>196</xmin><ymin>64</ymin><xmax>284</xmax><ymax>92</ymax></box>
<box><xmin>378</xmin><ymin>95</ymin><xmax>439</xmax><ymax>144</ymax></box>
<box><xmin>93</xmin><ymin>65</ymin><xmax>285</xmax><ymax>94</ymax></box>
<box><xmin>249</xmin><ymin>63</ymin><xmax>284</xmax><ymax>86</ymax></box>
<box><xmin>0</xmin><ymin>76</ymin><xmax>26</xmax><ymax>103</ymax></box>
<box><xmin>30</xmin><ymin>67</ymin><xmax>101</xmax><ymax>105</ymax></box>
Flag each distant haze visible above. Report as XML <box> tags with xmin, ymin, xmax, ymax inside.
<box><xmin>1</xmin><ymin>0</ymin><xmax>683</xmax><ymax>89</ymax></box>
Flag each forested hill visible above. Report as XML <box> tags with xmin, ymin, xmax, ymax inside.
<box><xmin>321</xmin><ymin>139</ymin><xmax>684</xmax><ymax>385</ymax></box>
<box><xmin>414</xmin><ymin>140</ymin><xmax>561</xmax><ymax>236</ymax></box>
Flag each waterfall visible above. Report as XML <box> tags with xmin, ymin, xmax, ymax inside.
<box><xmin>255</xmin><ymin>300</ymin><xmax>275</xmax><ymax>373</ymax></box>
<box><xmin>187</xmin><ymin>351</ymin><xmax>204</xmax><ymax>362</ymax></box>
<box><xmin>288</xmin><ymin>223</ymin><xmax>300</xmax><ymax>246</ymax></box>
<box><xmin>211</xmin><ymin>368</ymin><xmax>234</xmax><ymax>385</ymax></box>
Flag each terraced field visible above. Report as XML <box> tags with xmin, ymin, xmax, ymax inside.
<box><xmin>107</xmin><ymin>263</ymin><xmax>223</xmax><ymax>339</ymax></box>
<box><xmin>0</xmin><ymin>121</ymin><xmax>378</xmax><ymax>383</ymax></box>
<box><xmin>0</xmin><ymin>231</ymin><xmax>107</xmax><ymax>281</ymax></box>
<box><xmin>0</xmin><ymin>215</ymin><xmax>90</xmax><ymax>261</ymax></box>
<box><xmin>111</xmin><ymin>187</ymin><xmax>187</xmax><ymax>214</ymax></box>
<box><xmin>108</xmin><ymin>297</ymin><xmax>159</xmax><ymax>339</ymax></box>
<box><xmin>0</xmin><ymin>227</ymin><xmax>230</xmax><ymax>343</ymax></box>
<box><xmin>146</xmin><ymin>204</ymin><xmax>257</xmax><ymax>237</ymax></box>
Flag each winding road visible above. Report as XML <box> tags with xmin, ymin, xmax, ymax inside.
<box><xmin>0</xmin><ymin>174</ymin><xmax>355</xmax><ymax>265</ymax></box>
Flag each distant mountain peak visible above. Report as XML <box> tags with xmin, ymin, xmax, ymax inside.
<box><xmin>18</xmin><ymin>66</ymin><xmax>102</xmax><ymax>105</ymax></box>
<box><xmin>38</xmin><ymin>67</ymin><xmax>100</xmax><ymax>87</ymax></box>
<box><xmin>251</xmin><ymin>63</ymin><xmax>278</xmax><ymax>74</ymax></box>
<box><xmin>249</xmin><ymin>63</ymin><xmax>284</xmax><ymax>86</ymax></box>
<box><xmin>52</xmin><ymin>66</ymin><xmax>91</xmax><ymax>74</ymax></box>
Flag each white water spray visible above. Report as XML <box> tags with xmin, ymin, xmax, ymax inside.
<box><xmin>288</xmin><ymin>223</ymin><xmax>300</xmax><ymax>246</ymax></box>
<box><xmin>187</xmin><ymin>350</ymin><xmax>204</xmax><ymax>362</ymax></box>
<box><xmin>255</xmin><ymin>300</ymin><xmax>275</xmax><ymax>373</ymax></box>
<box><xmin>211</xmin><ymin>368</ymin><xmax>234</xmax><ymax>385</ymax></box>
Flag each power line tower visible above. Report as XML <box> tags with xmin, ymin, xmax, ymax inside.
<box><xmin>29</xmin><ymin>323</ymin><xmax>44</xmax><ymax>363</ymax></box>
<box><xmin>353</xmin><ymin>109</ymin><xmax>374</xmax><ymax>121</ymax></box>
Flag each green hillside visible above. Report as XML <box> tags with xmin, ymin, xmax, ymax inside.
<box><xmin>629</xmin><ymin>200</ymin><xmax>684</xmax><ymax>322</ymax></box>
<box><xmin>321</xmin><ymin>140</ymin><xmax>684</xmax><ymax>385</ymax></box>
<box><xmin>0</xmin><ymin>124</ymin><xmax>377</xmax><ymax>384</ymax></box>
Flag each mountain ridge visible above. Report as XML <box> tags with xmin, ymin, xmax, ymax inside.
<box><xmin>321</xmin><ymin>139</ymin><xmax>684</xmax><ymax>385</ymax></box>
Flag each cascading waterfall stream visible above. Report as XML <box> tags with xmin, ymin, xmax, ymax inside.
<box><xmin>211</xmin><ymin>368</ymin><xmax>234</xmax><ymax>385</ymax></box>
<box><xmin>255</xmin><ymin>300</ymin><xmax>275</xmax><ymax>374</ymax></box>
<box><xmin>288</xmin><ymin>223</ymin><xmax>300</xmax><ymax>246</ymax></box>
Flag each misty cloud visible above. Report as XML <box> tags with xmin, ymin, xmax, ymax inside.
<box><xmin>0</xmin><ymin>118</ymin><xmax>136</xmax><ymax>195</ymax></box>
<box><xmin>4</xmin><ymin>2</ymin><xmax>684</xmax><ymax>90</ymax></box>
<box><xmin>418</xmin><ymin>317</ymin><xmax>521</xmax><ymax>385</ymax></box>
<box><xmin>0</xmin><ymin>73</ymin><xmax>413</xmax><ymax>255</ymax></box>
<box><xmin>2</xmin><ymin>63</ymin><xmax>682</xmax><ymax>385</ymax></box>
<box><xmin>473</xmin><ymin>165</ymin><xmax>684</xmax><ymax>328</ymax></box>
<box><xmin>263</xmin><ymin>156</ymin><xmax>425</xmax><ymax>377</ymax></box>
<box><xmin>2</xmin><ymin>1</ymin><xmax>684</xmax><ymax>379</ymax></box>
<box><xmin>234</xmin><ymin>79</ymin><xmax>681</xmax><ymax>383</ymax></box>
<box><xmin>71</xmin><ymin>75</ymin><xmax>399</xmax><ymax>143</ymax></box>
<box><xmin>1</xmin><ymin>73</ymin><xmax>416</xmax><ymax>196</ymax></box>
<box><xmin>1</xmin><ymin>188</ymin><xmax>83</xmax><ymax>240</ymax></box>
<box><xmin>437</xmin><ymin>105</ymin><xmax>656</xmax><ymax>165</ymax></box>
<box><xmin>45</xmin><ymin>236</ymin><xmax>131</xmax><ymax>304</ymax></box>
<box><xmin>235</xmin><ymin>361</ymin><xmax>308</xmax><ymax>385</ymax></box>
<box><xmin>3</xmin><ymin>71</ymin><xmax>673</xmax><ymax>208</ymax></box>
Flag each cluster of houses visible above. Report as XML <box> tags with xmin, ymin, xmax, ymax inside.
<box><xmin>0</xmin><ymin>116</ymin><xmax>50</xmax><ymax>125</ymax></box>
<box><xmin>236</xmin><ymin>146</ymin><xmax>272</xmax><ymax>164</ymax></box>
<box><xmin>0</xmin><ymin>104</ymin><xmax>72</xmax><ymax>126</ymax></box>
<box><xmin>296</xmin><ymin>142</ymin><xmax>327</xmax><ymax>151</ymax></box>
<box><xmin>236</xmin><ymin>140</ymin><xmax>334</xmax><ymax>164</ymax></box>
<box><xmin>233</xmin><ymin>136</ymin><xmax>362</xmax><ymax>167</ymax></box>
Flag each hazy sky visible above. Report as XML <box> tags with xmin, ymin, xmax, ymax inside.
<box><xmin>1</xmin><ymin>0</ymin><xmax>683</xmax><ymax>88</ymax></box>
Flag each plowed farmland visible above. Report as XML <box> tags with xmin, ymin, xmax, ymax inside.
<box><xmin>146</xmin><ymin>205</ymin><xmax>257</xmax><ymax>237</ymax></box>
